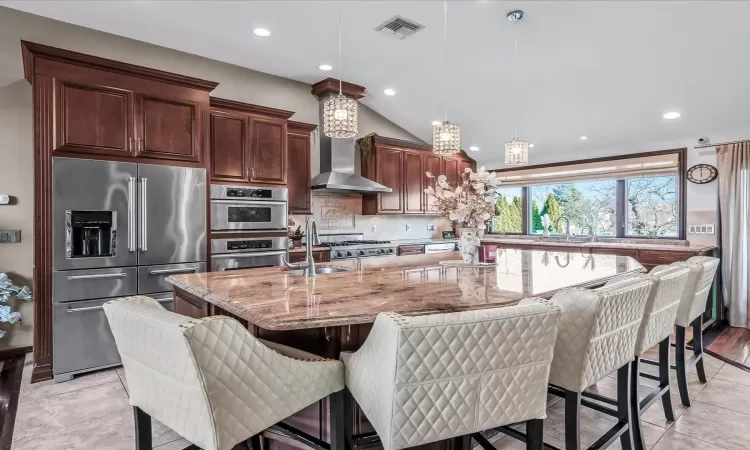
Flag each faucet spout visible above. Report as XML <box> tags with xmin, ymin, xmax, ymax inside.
<box><xmin>556</xmin><ymin>216</ymin><xmax>571</xmax><ymax>241</ymax></box>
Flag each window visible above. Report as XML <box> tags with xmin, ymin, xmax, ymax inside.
<box><xmin>529</xmin><ymin>180</ymin><xmax>616</xmax><ymax>236</ymax></box>
<box><xmin>625</xmin><ymin>176</ymin><xmax>678</xmax><ymax>237</ymax></box>
<box><xmin>491</xmin><ymin>187</ymin><xmax>523</xmax><ymax>233</ymax></box>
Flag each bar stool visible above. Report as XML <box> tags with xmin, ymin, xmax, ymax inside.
<box><xmin>547</xmin><ymin>277</ymin><xmax>653</xmax><ymax>450</ymax></box>
<box><xmin>595</xmin><ymin>265</ymin><xmax>690</xmax><ymax>450</ymax></box>
<box><xmin>672</xmin><ymin>256</ymin><xmax>720</xmax><ymax>406</ymax></box>
<box><xmin>340</xmin><ymin>301</ymin><xmax>562</xmax><ymax>450</ymax></box>
<box><xmin>103</xmin><ymin>296</ymin><xmax>346</xmax><ymax>450</ymax></box>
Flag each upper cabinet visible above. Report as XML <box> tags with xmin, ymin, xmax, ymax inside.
<box><xmin>23</xmin><ymin>41</ymin><xmax>218</xmax><ymax>165</ymax></box>
<box><xmin>361</xmin><ymin>136</ymin><xmax>476</xmax><ymax>215</ymax></box>
<box><xmin>208</xmin><ymin>98</ymin><xmax>294</xmax><ymax>187</ymax></box>
<box><xmin>287</xmin><ymin>121</ymin><xmax>317</xmax><ymax>215</ymax></box>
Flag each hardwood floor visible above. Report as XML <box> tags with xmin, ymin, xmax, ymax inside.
<box><xmin>707</xmin><ymin>326</ymin><xmax>750</xmax><ymax>368</ymax></box>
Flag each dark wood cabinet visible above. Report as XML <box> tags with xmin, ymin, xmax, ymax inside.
<box><xmin>424</xmin><ymin>154</ymin><xmax>443</xmax><ymax>214</ymax></box>
<box><xmin>288</xmin><ymin>249</ymin><xmax>330</xmax><ymax>264</ymax></box>
<box><xmin>249</xmin><ymin>117</ymin><xmax>287</xmax><ymax>184</ymax></box>
<box><xmin>54</xmin><ymin>80</ymin><xmax>135</xmax><ymax>157</ymax></box>
<box><xmin>287</xmin><ymin>121</ymin><xmax>317</xmax><ymax>215</ymax></box>
<box><xmin>457</xmin><ymin>159</ymin><xmax>474</xmax><ymax>179</ymax></box>
<box><xmin>136</xmin><ymin>95</ymin><xmax>202</xmax><ymax>162</ymax></box>
<box><xmin>443</xmin><ymin>158</ymin><xmax>459</xmax><ymax>188</ymax></box>
<box><xmin>376</xmin><ymin>148</ymin><xmax>404</xmax><ymax>213</ymax></box>
<box><xmin>209</xmin><ymin>110</ymin><xmax>247</xmax><ymax>182</ymax></box>
<box><xmin>208</xmin><ymin>98</ymin><xmax>294</xmax><ymax>186</ymax></box>
<box><xmin>398</xmin><ymin>244</ymin><xmax>425</xmax><ymax>256</ymax></box>
<box><xmin>403</xmin><ymin>151</ymin><xmax>424</xmax><ymax>214</ymax></box>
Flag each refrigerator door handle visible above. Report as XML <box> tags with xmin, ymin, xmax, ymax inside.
<box><xmin>128</xmin><ymin>177</ymin><xmax>136</xmax><ymax>252</ymax></box>
<box><xmin>139</xmin><ymin>177</ymin><xmax>148</xmax><ymax>252</ymax></box>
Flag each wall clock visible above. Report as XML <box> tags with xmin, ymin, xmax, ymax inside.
<box><xmin>687</xmin><ymin>164</ymin><xmax>718</xmax><ymax>184</ymax></box>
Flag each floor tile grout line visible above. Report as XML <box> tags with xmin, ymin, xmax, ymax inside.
<box><xmin>691</xmin><ymin>398</ymin><xmax>750</xmax><ymax>418</ymax></box>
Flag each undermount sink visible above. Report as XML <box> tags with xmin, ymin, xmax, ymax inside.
<box><xmin>289</xmin><ymin>267</ymin><xmax>350</xmax><ymax>276</ymax></box>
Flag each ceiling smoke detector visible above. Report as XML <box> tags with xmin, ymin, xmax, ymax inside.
<box><xmin>374</xmin><ymin>16</ymin><xmax>425</xmax><ymax>40</ymax></box>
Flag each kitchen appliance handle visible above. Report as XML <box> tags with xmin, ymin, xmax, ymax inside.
<box><xmin>67</xmin><ymin>272</ymin><xmax>128</xmax><ymax>281</ymax></box>
<box><xmin>210</xmin><ymin>199</ymin><xmax>288</xmax><ymax>206</ymax></box>
<box><xmin>140</xmin><ymin>177</ymin><xmax>148</xmax><ymax>252</ymax></box>
<box><xmin>67</xmin><ymin>305</ymin><xmax>105</xmax><ymax>313</ymax></box>
<box><xmin>127</xmin><ymin>176</ymin><xmax>136</xmax><ymax>252</ymax></box>
<box><xmin>149</xmin><ymin>267</ymin><xmax>200</xmax><ymax>275</ymax></box>
<box><xmin>211</xmin><ymin>250</ymin><xmax>287</xmax><ymax>259</ymax></box>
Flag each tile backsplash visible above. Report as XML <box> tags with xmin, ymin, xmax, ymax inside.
<box><xmin>289</xmin><ymin>195</ymin><xmax>452</xmax><ymax>240</ymax></box>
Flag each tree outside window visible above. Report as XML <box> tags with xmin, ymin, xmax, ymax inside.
<box><xmin>492</xmin><ymin>187</ymin><xmax>523</xmax><ymax>233</ymax></box>
<box><xmin>626</xmin><ymin>176</ymin><xmax>678</xmax><ymax>237</ymax></box>
<box><xmin>530</xmin><ymin>181</ymin><xmax>616</xmax><ymax>236</ymax></box>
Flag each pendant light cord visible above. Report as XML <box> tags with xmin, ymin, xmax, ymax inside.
<box><xmin>443</xmin><ymin>0</ymin><xmax>448</xmax><ymax>122</ymax></box>
<box><xmin>338</xmin><ymin>11</ymin><xmax>343</xmax><ymax>95</ymax></box>
<box><xmin>514</xmin><ymin>25</ymin><xmax>519</xmax><ymax>139</ymax></box>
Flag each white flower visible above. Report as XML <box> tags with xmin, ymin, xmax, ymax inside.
<box><xmin>443</xmin><ymin>190</ymin><xmax>455</xmax><ymax>198</ymax></box>
<box><xmin>424</xmin><ymin>186</ymin><xmax>435</xmax><ymax>195</ymax></box>
<box><xmin>437</xmin><ymin>175</ymin><xmax>447</xmax><ymax>183</ymax></box>
<box><xmin>464</xmin><ymin>167</ymin><xmax>472</xmax><ymax>173</ymax></box>
<box><xmin>425</xmin><ymin>171</ymin><xmax>433</xmax><ymax>178</ymax></box>
<box><xmin>454</xmin><ymin>186</ymin><xmax>463</xmax><ymax>195</ymax></box>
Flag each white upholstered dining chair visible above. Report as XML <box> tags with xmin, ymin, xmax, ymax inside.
<box><xmin>103</xmin><ymin>296</ymin><xmax>345</xmax><ymax>450</ymax></box>
<box><xmin>547</xmin><ymin>277</ymin><xmax>653</xmax><ymax>450</ymax></box>
<box><xmin>671</xmin><ymin>256</ymin><xmax>720</xmax><ymax>406</ymax></box>
<box><xmin>341</xmin><ymin>301</ymin><xmax>562</xmax><ymax>450</ymax></box>
<box><xmin>598</xmin><ymin>264</ymin><xmax>690</xmax><ymax>450</ymax></box>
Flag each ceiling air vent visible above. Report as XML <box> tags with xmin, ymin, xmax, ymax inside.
<box><xmin>374</xmin><ymin>16</ymin><xmax>425</xmax><ymax>40</ymax></box>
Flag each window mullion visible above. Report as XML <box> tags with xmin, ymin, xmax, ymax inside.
<box><xmin>616</xmin><ymin>179</ymin><xmax>625</xmax><ymax>238</ymax></box>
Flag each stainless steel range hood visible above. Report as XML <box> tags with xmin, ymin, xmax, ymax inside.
<box><xmin>311</xmin><ymin>94</ymin><xmax>392</xmax><ymax>194</ymax></box>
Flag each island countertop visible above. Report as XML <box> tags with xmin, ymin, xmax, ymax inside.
<box><xmin>167</xmin><ymin>249</ymin><xmax>644</xmax><ymax>331</ymax></box>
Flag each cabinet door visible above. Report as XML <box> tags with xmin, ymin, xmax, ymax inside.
<box><xmin>443</xmin><ymin>158</ymin><xmax>459</xmax><ymax>188</ymax></box>
<box><xmin>136</xmin><ymin>95</ymin><xmax>202</xmax><ymax>162</ymax></box>
<box><xmin>424</xmin><ymin>155</ymin><xmax>443</xmax><ymax>213</ymax></box>
<box><xmin>287</xmin><ymin>131</ymin><xmax>312</xmax><ymax>214</ymax></box>
<box><xmin>209</xmin><ymin>111</ymin><xmax>248</xmax><ymax>183</ymax></box>
<box><xmin>54</xmin><ymin>80</ymin><xmax>135</xmax><ymax>157</ymax></box>
<box><xmin>403</xmin><ymin>152</ymin><xmax>424</xmax><ymax>214</ymax></box>
<box><xmin>377</xmin><ymin>148</ymin><xmax>404</xmax><ymax>213</ymax></box>
<box><xmin>457</xmin><ymin>159</ymin><xmax>473</xmax><ymax>177</ymax></box>
<box><xmin>249</xmin><ymin>118</ymin><xmax>287</xmax><ymax>184</ymax></box>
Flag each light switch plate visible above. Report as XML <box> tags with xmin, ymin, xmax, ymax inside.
<box><xmin>688</xmin><ymin>224</ymin><xmax>715</xmax><ymax>235</ymax></box>
<box><xmin>0</xmin><ymin>230</ymin><xmax>21</xmax><ymax>243</ymax></box>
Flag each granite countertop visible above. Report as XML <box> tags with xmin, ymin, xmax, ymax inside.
<box><xmin>167</xmin><ymin>249</ymin><xmax>644</xmax><ymax>331</ymax></box>
<box><xmin>481</xmin><ymin>237</ymin><xmax>716</xmax><ymax>252</ymax></box>
<box><xmin>288</xmin><ymin>246</ymin><xmax>329</xmax><ymax>254</ymax></box>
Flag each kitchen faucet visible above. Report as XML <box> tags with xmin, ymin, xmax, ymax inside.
<box><xmin>556</xmin><ymin>216</ymin><xmax>571</xmax><ymax>241</ymax></box>
<box><xmin>282</xmin><ymin>217</ymin><xmax>322</xmax><ymax>277</ymax></box>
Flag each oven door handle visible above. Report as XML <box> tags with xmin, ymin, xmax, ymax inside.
<box><xmin>211</xmin><ymin>250</ymin><xmax>288</xmax><ymax>259</ymax></box>
<box><xmin>210</xmin><ymin>199</ymin><xmax>288</xmax><ymax>206</ymax></box>
<box><xmin>149</xmin><ymin>266</ymin><xmax>200</xmax><ymax>275</ymax></box>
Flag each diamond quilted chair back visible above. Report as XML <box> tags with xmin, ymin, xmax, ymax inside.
<box><xmin>103</xmin><ymin>296</ymin><xmax>218</xmax><ymax>450</ymax></box>
<box><xmin>673</xmin><ymin>256</ymin><xmax>719</xmax><ymax>327</ymax></box>
<box><xmin>548</xmin><ymin>277</ymin><xmax>652</xmax><ymax>393</ymax></box>
<box><xmin>343</xmin><ymin>301</ymin><xmax>561</xmax><ymax>450</ymax></box>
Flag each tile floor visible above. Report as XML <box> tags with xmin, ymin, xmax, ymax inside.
<box><xmin>11</xmin><ymin>353</ymin><xmax>750</xmax><ymax>449</ymax></box>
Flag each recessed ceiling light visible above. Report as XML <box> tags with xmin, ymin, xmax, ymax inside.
<box><xmin>318</xmin><ymin>64</ymin><xmax>332</xmax><ymax>71</ymax></box>
<box><xmin>529</xmin><ymin>143</ymin><xmax>535</xmax><ymax>148</ymax></box>
<box><xmin>580</xmin><ymin>136</ymin><xmax>588</xmax><ymax>141</ymax></box>
<box><xmin>384</xmin><ymin>88</ymin><xmax>396</xmax><ymax>96</ymax></box>
<box><xmin>432</xmin><ymin>120</ymin><xmax>441</xmax><ymax>126</ymax></box>
<box><xmin>253</xmin><ymin>28</ymin><xmax>271</xmax><ymax>37</ymax></box>
<box><xmin>469</xmin><ymin>146</ymin><xmax>479</xmax><ymax>152</ymax></box>
<box><xmin>663</xmin><ymin>111</ymin><xmax>681</xmax><ymax>120</ymax></box>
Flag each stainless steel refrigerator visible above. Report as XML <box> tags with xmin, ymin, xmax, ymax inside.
<box><xmin>51</xmin><ymin>157</ymin><xmax>206</xmax><ymax>382</ymax></box>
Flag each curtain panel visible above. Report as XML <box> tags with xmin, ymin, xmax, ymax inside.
<box><xmin>718</xmin><ymin>142</ymin><xmax>750</xmax><ymax>328</ymax></box>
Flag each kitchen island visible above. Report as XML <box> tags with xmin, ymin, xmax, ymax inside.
<box><xmin>166</xmin><ymin>249</ymin><xmax>644</xmax><ymax>450</ymax></box>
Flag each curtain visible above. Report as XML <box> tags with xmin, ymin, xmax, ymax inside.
<box><xmin>718</xmin><ymin>142</ymin><xmax>750</xmax><ymax>328</ymax></box>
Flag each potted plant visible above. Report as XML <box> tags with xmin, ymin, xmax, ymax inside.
<box><xmin>424</xmin><ymin>166</ymin><xmax>501</xmax><ymax>263</ymax></box>
<box><xmin>0</xmin><ymin>273</ymin><xmax>32</xmax><ymax>339</ymax></box>
<box><xmin>288</xmin><ymin>225</ymin><xmax>305</xmax><ymax>249</ymax></box>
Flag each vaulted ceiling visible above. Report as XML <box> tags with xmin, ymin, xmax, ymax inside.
<box><xmin>4</xmin><ymin>1</ymin><xmax>750</xmax><ymax>166</ymax></box>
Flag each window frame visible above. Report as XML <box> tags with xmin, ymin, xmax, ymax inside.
<box><xmin>489</xmin><ymin>148</ymin><xmax>687</xmax><ymax>240</ymax></box>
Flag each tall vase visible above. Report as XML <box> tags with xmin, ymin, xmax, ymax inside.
<box><xmin>458</xmin><ymin>227</ymin><xmax>481</xmax><ymax>263</ymax></box>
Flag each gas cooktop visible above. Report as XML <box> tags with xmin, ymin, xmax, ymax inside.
<box><xmin>316</xmin><ymin>234</ymin><xmax>397</xmax><ymax>260</ymax></box>
<box><xmin>319</xmin><ymin>240</ymin><xmax>392</xmax><ymax>247</ymax></box>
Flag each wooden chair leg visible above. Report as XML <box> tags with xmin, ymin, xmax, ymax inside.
<box><xmin>565</xmin><ymin>390</ymin><xmax>581</xmax><ymax>450</ymax></box>
<box><xmin>526</xmin><ymin>419</ymin><xmax>544</xmax><ymax>450</ymax></box>
<box><xmin>692</xmin><ymin>317</ymin><xmax>707</xmax><ymax>383</ymax></box>
<box><xmin>675</xmin><ymin>325</ymin><xmax>691</xmax><ymax>407</ymax></box>
<box><xmin>329</xmin><ymin>390</ymin><xmax>346</xmax><ymax>450</ymax></box>
<box><xmin>629</xmin><ymin>359</ymin><xmax>645</xmax><ymax>450</ymax></box>
<box><xmin>659</xmin><ymin>337</ymin><xmax>676</xmax><ymax>421</ymax></box>
<box><xmin>133</xmin><ymin>406</ymin><xmax>152</xmax><ymax>450</ymax></box>
<box><xmin>617</xmin><ymin>364</ymin><xmax>634</xmax><ymax>450</ymax></box>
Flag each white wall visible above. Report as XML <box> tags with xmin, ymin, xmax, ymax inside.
<box><xmin>0</xmin><ymin>7</ymin><xmax>424</xmax><ymax>349</ymax></box>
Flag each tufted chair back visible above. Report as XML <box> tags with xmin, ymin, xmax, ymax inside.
<box><xmin>548</xmin><ymin>277</ymin><xmax>652</xmax><ymax>393</ymax></box>
<box><xmin>104</xmin><ymin>296</ymin><xmax>344</xmax><ymax>450</ymax></box>
<box><xmin>673</xmin><ymin>256</ymin><xmax>720</xmax><ymax>327</ymax></box>
<box><xmin>341</xmin><ymin>301</ymin><xmax>561</xmax><ymax>450</ymax></box>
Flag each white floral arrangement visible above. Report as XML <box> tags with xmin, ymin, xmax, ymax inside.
<box><xmin>424</xmin><ymin>166</ymin><xmax>502</xmax><ymax>228</ymax></box>
<box><xmin>0</xmin><ymin>273</ymin><xmax>32</xmax><ymax>339</ymax></box>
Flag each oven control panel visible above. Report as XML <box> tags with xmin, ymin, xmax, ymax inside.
<box><xmin>330</xmin><ymin>247</ymin><xmax>397</xmax><ymax>260</ymax></box>
<box><xmin>225</xmin><ymin>188</ymin><xmax>273</xmax><ymax>199</ymax></box>
<box><xmin>226</xmin><ymin>239</ymin><xmax>273</xmax><ymax>251</ymax></box>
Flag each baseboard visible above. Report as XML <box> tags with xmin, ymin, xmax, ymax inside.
<box><xmin>30</xmin><ymin>362</ymin><xmax>52</xmax><ymax>383</ymax></box>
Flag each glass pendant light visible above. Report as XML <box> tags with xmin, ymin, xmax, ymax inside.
<box><xmin>323</xmin><ymin>12</ymin><xmax>357</xmax><ymax>139</ymax></box>
<box><xmin>433</xmin><ymin>0</ymin><xmax>461</xmax><ymax>156</ymax></box>
<box><xmin>504</xmin><ymin>10</ymin><xmax>529</xmax><ymax>166</ymax></box>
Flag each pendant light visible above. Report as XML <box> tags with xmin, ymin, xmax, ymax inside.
<box><xmin>504</xmin><ymin>10</ymin><xmax>529</xmax><ymax>166</ymax></box>
<box><xmin>323</xmin><ymin>12</ymin><xmax>358</xmax><ymax>139</ymax></box>
<box><xmin>433</xmin><ymin>0</ymin><xmax>461</xmax><ymax>156</ymax></box>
